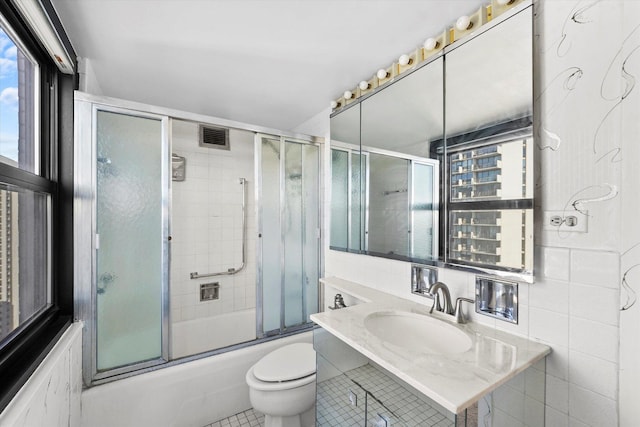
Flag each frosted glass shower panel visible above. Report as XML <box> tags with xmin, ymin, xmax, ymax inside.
<box><xmin>351</xmin><ymin>152</ymin><xmax>365</xmax><ymax>251</ymax></box>
<box><xmin>411</xmin><ymin>161</ymin><xmax>438</xmax><ymax>260</ymax></box>
<box><xmin>330</xmin><ymin>149</ymin><xmax>348</xmax><ymax>249</ymax></box>
<box><xmin>284</xmin><ymin>142</ymin><xmax>304</xmax><ymax>327</ymax></box>
<box><xmin>261</xmin><ymin>138</ymin><xmax>282</xmax><ymax>333</ymax></box>
<box><xmin>260</xmin><ymin>136</ymin><xmax>320</xmax><ymax>334</ymax></box>
<box><xmin>367</xmin><ymin>154</ymin><xmax>409</xmax><ymax>257</ymax></box>
<box><xmin>302</xmin><ymin>144</ymin><xmax>320</xmax><ymax>323</ymax></box>
<box><xmin>96</xmin><ymin>110</ymin><xmax>165</xmax><ymax>371</ymax></box>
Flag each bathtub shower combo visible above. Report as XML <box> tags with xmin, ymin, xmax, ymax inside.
<box><xmin>74</xmin><ymin>94</ymin><xmax>322</xmax><ymax>385</ymax></box>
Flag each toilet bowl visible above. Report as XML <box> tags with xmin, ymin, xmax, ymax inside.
<box><xmin>245</xmin><ymin>343</ymin><xmax>316</xmax><ymax>427</ymax></box>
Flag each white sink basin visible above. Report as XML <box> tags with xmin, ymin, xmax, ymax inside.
<box><xmin>364</xmin><ymin>311</ymin><xmax>473</xmax><ymax>355</ymax></box>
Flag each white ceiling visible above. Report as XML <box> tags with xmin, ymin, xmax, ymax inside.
<box><xmin>51</xmin><ymin>0</ymin><xmax>482</xmax><ymax>132</ymax></box>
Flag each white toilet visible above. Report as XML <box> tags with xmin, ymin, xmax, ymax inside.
<box><xmin>245</xmin><ymin>343</ymin><xmax>316</xmax><ymax>427</ymax></box>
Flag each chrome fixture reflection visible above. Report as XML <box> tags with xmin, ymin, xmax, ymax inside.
<box><xmin>476</xmin><ymin>276</ymin><xmax>518</xmax><ymax>323</ymax></box>
<box><xmin>190</xmin><ymin>177</ymin><xmax>247</xmax><ymax>279</ymax></box>
<box><xmin>411</xmin><ymin>264</ymin><xmax>438</xmax><ymax>296</ymax></box>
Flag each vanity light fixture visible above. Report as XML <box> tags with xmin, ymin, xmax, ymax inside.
<box><xmin>456</xmin><ymin>15</ymin><xmax>473</xmax><ymax>31</ymax></box>
<box><xmin>376</xmin><ymin>69</ymin><xmax>389</xmax><ymax>80</ymax></box>
<box><xmin>398</xmin><ymin>54</ymin><xmax>412</xmax><ymax>66</ymax></box>
<box><xmin>330</xmin><ymin>1</ymin><xmax>516</xmax><ymax>110</ymax></box>
<box><xmin>491</xmin><ymin>0</ymin><xmax>522</xmax><ymax>18</ymax></box>
<box><xmin>424</xmin><ymin>38</ymin><xmax>439</xmax><ymax>51</ymax></box>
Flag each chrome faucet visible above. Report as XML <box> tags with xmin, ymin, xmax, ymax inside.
<box><xmin>427</xmin><ymin>282</ymin><xmax>454</xmax><ymax>315</ymax></box>
<box><xmin>454</xmin><ymin>297</ymin><xmax>475</xmax><ymax>324</ymax></box>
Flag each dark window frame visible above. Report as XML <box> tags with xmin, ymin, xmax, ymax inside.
<box><xmin>0</xmin><ymin>0</ymin><xmax>75</xmax><ymax>412</ymax></box>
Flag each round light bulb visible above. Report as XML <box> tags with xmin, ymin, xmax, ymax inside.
<box><xmin>377</xmin><ymin>69</ymin><xmax>388</xmax><ymax>80</ymax></box>
<box><xmin>330</xmin><ymin>100</ymin><xmax>338</xmax><ymax>109</ymax></box>
<box><xmin>424</xmin><ymin>38</ymin><xmax>438</xmax><ymax>51</ymax></box>
<box><xmin>359</xmin><ymin>80</ymin><xmax>369</xmax><ymax>91</ymax></box>
<box><xmin>398</xmin><ymin>54</ymin><xmax>411</xmax><ymax>66</ymax></box>
<box><xmin>343</xmin><ymin>90</ymin><xmax>353</xmax><ymax>100</ymax></box>
<box><xmin>456</xmin><ymin>15</ymin><xmax>472</xmax><ymax>31</ymax></box>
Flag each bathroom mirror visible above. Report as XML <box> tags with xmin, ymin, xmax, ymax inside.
<box><xmin>444</xmin><ymin>5</ymin><xmax>533</xmax><ymax>276</ymax></box>
<box><xmin>359</xmin><ymin>57</ymin><xmax>443</xmax><ymax>262</ymax></box>
<box><xmin>329</xmin><ymin>2</ymin><xmax>534</xmax><ymax>280</ymax></box>
<box><xmin>330</xmin><ymin>104</ymin><xmax>364</xmax><ymax>252</ymax></box>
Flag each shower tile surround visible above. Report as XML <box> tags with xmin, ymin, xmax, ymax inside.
<box><xmin>170</xmin><ymin>120</ymin><xmax>257</xmax><ymax>355</ymax></box>
<box><xmin>290</xmin><ymin>1</ymin><xmax>640</xmax><ymax>425</ymax></box>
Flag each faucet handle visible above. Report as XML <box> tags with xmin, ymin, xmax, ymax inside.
<box><xmin>429</xmin><ymin>293</ymin><xmax>441</xmax><ymax>314</ymax></box>
<box><xmin>454</xmin><ymin>297</ymin><xmax>475</xmax><ymax>324</ymax></box>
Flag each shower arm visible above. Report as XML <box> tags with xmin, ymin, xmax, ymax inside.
<box><xmin>190</xmin><ymin>178</ymin><xmax>247</xmax><ymax>280</ymax></box>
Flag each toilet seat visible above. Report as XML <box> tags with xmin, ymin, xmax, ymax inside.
<box><xmin>246</xmin><ymin>366</ymin><xmax>315</xmax><ymax>391</ymax></box>
<box><xmin>246</xmin><ymin>343</ymin><xmax>316</xmax><ymax>391</ymax></box>
<box><xmin>253</xmin><ymin>343</ymin><xmax>315</xmax><ymax>383</ymax></box>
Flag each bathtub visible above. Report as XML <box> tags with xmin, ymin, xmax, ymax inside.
<box><xmin>171</xmin><ymin>309</ymin><xmax>257</xmax><ymax>359</ymax></box>
<box><xmin>81</xmin><ymin>330</ymin><xmax>314</xmax><ymax>427</ymax></box>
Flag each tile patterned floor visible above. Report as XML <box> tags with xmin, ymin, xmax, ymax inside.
<box><xmin>318</xmin><ymin>363</ymin><xmax>460</xmax><ymax>426</ymax></box>
<box><xmin>204</xmin><ymin>408</ymin><xmax>265</xmax><ymax>427</ymax></box>
<box><xmin>206</xmin><ymin>364</ymin><xmax>477</xmax><ymax>427</ymax></box>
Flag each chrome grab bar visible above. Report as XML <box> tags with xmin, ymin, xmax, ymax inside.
<box><xmin>190</xmin><ymin>178</ymin><xmax>247</xmax><ymax>280</ymax></box>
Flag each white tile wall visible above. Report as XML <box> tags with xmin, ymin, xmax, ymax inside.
<box><xmin>0</xmin><ymin>323</ymin><xmax>82</xmax><ymax>427</ymax></box>
<box><xmin>293</xmin><ymin>1</ymin><xmax>640</xmax><ymax>425</ymax></box>
<box><xmin>170</xmin><ymin>120</ymin><xmax>257</xmax><ymax>354</ymax></box>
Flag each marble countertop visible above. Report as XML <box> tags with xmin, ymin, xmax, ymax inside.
<box><xmin>311</xmin><ymin>276</ymin><xmax>551</xmax><ymax>414</ymax></box>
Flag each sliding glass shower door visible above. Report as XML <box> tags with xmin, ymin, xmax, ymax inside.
<box><xmin>259</xmin><ymin>136</ymin><xmax>320</xmax><ymax>336</ymax></box>
<box><xmin>75</xmin><ymin>100</ymin><xmax>170</xmax><ymax>384</ymax></box>
<box><xmin>95</xmin><ymin>109</ymin><xmax>169</xmax><ymax>375</ymax></box>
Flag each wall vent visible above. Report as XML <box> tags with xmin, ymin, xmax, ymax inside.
<box><xmin>199</xmin><ymin>125</ymin><xmax>230</xmax><ymax>150</ymax></box>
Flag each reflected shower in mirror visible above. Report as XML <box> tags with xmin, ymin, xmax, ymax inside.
<box><xmin>329</xmin><ymin>2</ymin><xmax>534</xmax><ymax>280</ymax></box>
<box><xmin>330</xmin><ymin>104</ymin><xmax>364</xmax><ymax>253</ymax></box>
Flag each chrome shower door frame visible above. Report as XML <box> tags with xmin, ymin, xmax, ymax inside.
<box><xmin>255</xmin><ymin>134</ymin><xmax>323</xmax><ymax>338</ymax></box>
<box><xmin>74</xmin><ymin>96</ymin><xmax>171</xmax><ymax>386</ymax></box>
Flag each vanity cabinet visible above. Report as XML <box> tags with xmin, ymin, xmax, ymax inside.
<box><xmin>312</xmin><ymin>279</ymin><xmax>550</xmax><ymax>427</ymax></box>
<box><xmin>315</xmin><ymin>327</ymin><xmax>546</xmax><ymax>427</ymax></box>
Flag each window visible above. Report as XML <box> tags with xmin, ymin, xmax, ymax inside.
<box><xmin>447</xmin><ymin>136</ymin><xmax>533</xmax><ymax>272</ymax></box>
<box><xmin>0</xmin><ymin>186</ymin><xmax>50</xmax><ymax>342</ymax></box>
<box><xmin>0</xmin><ymin>0</ymin><xmax>74</xmax><ymax>411</ymax></box>
<box><xmin>0</xmin><ymin>22</ymin><xmax>38</xmax><ymax>174</ymax></box>
<box><xmin>0</xmin><ymin>17</ymin><xmax>49</xmax><ymax>344</ymax></box>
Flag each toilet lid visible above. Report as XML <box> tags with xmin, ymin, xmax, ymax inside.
<box><xmin>253</xmin><ymin>343</ymin><xmax>316</xmax><ymax>382</ymax></box>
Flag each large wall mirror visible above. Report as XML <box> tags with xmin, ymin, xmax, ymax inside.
<box><xmin>360</xmin><ymin>57</ymin><xmax>442</xmax><ymax>262</ymax></box>
<box><xmin>330</xmin><ymin>3</ymin><xmax>533</xmax><ymax>281</ymax></box>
